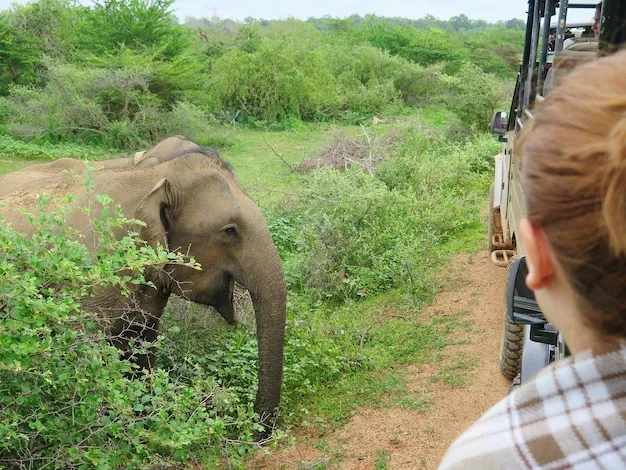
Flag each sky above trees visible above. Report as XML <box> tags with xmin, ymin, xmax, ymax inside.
<box><xmin>0</xmin><ymin>0</ymin><xmax>530</xmax><ymax>21</ymax></box>
<box><xmin>174</xmin><ymin>0</ymin><xmax>532</xmax><ymax>22</ymax></box>
<box><xmin>0</xmin><ymin>0</ymin><xmax>596</xmax><ymax>23</ymax></box>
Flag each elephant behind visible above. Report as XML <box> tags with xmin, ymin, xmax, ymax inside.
<box><xmin>0</xmin><ymin>135</ymin><xmax>201</xmax><ymax>197</ymax></box>
<box><xmin>0</xmin><ymin>149</ymin><xmax>286</xmax><ymax>424</ymax></box>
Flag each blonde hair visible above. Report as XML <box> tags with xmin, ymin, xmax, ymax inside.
<box><xmin>518</xmin><ymin>49</ymin><xmax>626</xmax><ymax>336</ymax></box>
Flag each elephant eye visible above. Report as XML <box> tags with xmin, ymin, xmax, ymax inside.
<box><xmin>223</xmin><ymin>225</ymin><xmax>239</xmax><ymax>238</ymax></box>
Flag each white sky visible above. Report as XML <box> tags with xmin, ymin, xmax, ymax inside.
<box><xmin>0</xmin><ymin>0</ymin><xmax>596</xmax><ymax>23</ymax></box>
<box><xmin>171</xmin><ymin>0</ymin><xmax>530</xmax><ymax>22</ymax></box>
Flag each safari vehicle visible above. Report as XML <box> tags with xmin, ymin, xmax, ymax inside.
<box><xmin>488</xmin><ymin>0</ymin><xmax>626</xmax><ymax>385</ymax></box>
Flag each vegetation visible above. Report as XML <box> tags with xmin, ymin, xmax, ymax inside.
<box><xmin>0</xmin><ymin>0</ymin><xmax>519</xmax><ymax>467</ymax></box>
<box><xmin>0</xmin><ymin>0</ymin><xmax>518</xmax><ymax>149</ymax></box>
<box><xmin>0</xmin><ymin>119</ymin><xmax>500</xmax><ymax>467</ymax></box>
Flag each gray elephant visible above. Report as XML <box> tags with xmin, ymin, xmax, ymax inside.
<box><xmin>0</xmin><ymin>135</ymin><xmax>201</xmax><ymax>197</ymax></box>
<box><xmin>0</xmin><ymin>148</ymin><xmax>286</xmax><ymax>424</ymax></box>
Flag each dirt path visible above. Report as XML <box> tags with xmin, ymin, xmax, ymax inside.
<box><xmin>251</xmin><ymin>251</ymin><xmax>510</xmax><ymax>469</ymax></box>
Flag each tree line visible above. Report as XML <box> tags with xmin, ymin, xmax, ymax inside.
<box><xmin>0</xmin><ymin>0</ymin><xmax>523</xmax><ymax>148</ymax></box>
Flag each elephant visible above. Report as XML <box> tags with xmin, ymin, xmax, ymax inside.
<box><xmin>0</xmin><ymin>135</ymin><xmax>201</xmax><ymax>197</ymax></box>
<box><xmin>0</xmin><ymin>148</ymin><xmax>286</xmax><ymax>425</ymax></box>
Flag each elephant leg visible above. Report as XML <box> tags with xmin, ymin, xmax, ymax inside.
<box><xmin>108</xmin><ymin>310</ymin><xmax>161</xmax><ymax>373</ymax></box>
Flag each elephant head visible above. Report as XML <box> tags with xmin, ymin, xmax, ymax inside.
<box><xmin>133</xmin><ymin>135</ymin><xmax>201</xmax><ymax>169</ymax></box>
<box><xmin>132</xmin><ymin>151</ymin><xmax>286</xmax><ymax>420</ymax></box>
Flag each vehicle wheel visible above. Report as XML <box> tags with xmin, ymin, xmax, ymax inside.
<box><xmin>500</xmin><ymin>313</ymin><xmax>524</xmax><ymax>379</ymax></box>
<box><xmin>500</xmin><ymin>256</ymin><xmax>524</xmax><ymax>380</ymax></box>
<box><xmin>488</xmin><ymin>183</ymin><xmax>496</xmax><ymax>253</ymax></box>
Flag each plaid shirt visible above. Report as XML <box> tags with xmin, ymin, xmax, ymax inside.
<box><xmin>440</xmin><ymin>343</ymin><xmax>626</xmax><ymax>469</ymax></box>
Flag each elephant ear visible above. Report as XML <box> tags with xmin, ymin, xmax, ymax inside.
<box><xmin>135</xmin><ymin>178</ymin><xmax>176</xmax><ymax>251</ymax></box>
<box><xmin>133</xmin><ymin>151</ymin><xmax>147</xmax><ymax>165</ymax></box>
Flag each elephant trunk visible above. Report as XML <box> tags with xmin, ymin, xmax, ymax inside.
<box><xmin>238</xmin><ymin>218</ymin><xmax>287</xmax><ymax>423</ymax></box>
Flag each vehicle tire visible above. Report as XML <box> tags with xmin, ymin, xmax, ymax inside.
<box><xmin>488</xmin><ymin>183</ymin><xmax>496</xmax><ymax>253</ymax></box>
<box><xmin>500</xmin><ymin>314</ymin><xmax>524</xmax><ymax>379</ymax></box>
<box><xmin>500</xmin><ymin>256</ymin><xmax>524</xmax><ymax>380</ymax></box>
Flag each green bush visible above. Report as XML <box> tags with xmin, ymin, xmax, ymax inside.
<box><xmin>292</xmin><ymin>171</ymin><xmax>439</xmax><ymax>301</ymax></box>
<box><xmin>269</xmin><ymin>126</ymin><xmax>499</xmax><ymax>302</ymax></box>
<box><xmin>0</xmin><ymin>16</ymin><xmax>44</xmax><ymax>91</ymax></box>
<box><xmin>326</xmin><ymin>44</ymin><xmax>404</xmax><ymax>118</ymax></box>
<box><xmin>207</xmin><ymin>36</ymin><xmax>338</xmax><ymax>122</ymax></box>
<box><xmin>394</xmin><ymin>62</ymin><xmax>447</xmax><ymax>105</ymax></box>
<box><xmin>159</xmin><ymin>307</ymin><xmax>348</xmax><ymax>416</ymax></box>
<box><xmin>0</xmin><ymin>3</ymin><xmax>521</xmax><ymax>131</ymax></box>
<box><xmin>161</xmin><ymin>101</ymin><xmax>210</xmax><ymax>142</ymax></box>
<box><xmin>3</xmin><ymin>61</ymin><xmax>147</xmax><ymax>143</ymax></box>
<box><xmin>2</xmin><ymin>60</ymin><xmax>213</xmax><ymax>149</ymax></box>
<box><xmin>0</xmin><ymin>180</ymin><xmax>261</xmax><ymax>468</ymax></box>
<box><xmin>460</xmin><ymin>26</ymin><xmax>524</xmax><ymax>77</ymax></box>
<box><xmin>79</xmin><ymin>0</ymin><xmax>192</xmax><ymax>59</ymax></box>
<box><xmin>0</xmin><ymin>133</ymin><xmax>114</xmax><ymax>160</ymax></box>
<box><xmin>443</xmin><ymin>62</ymin><xmax>511</xmax><ymax>130</ymax></box>
<box><xmin>352</xmin><ymin>21</ymin><xmax>467</xmax><ymax>69</ymax></box>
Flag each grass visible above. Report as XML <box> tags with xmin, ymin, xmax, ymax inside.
<box><xmin>0</xmin><ymin>123</ymin><xmax>341</xmax><ymax>201</ymax></box>
<box><xmin>0</xmin><ymin>158</ymin><xmax>32</xmax><ymax>176</ymax></box>
<box><xmin>273</xmin><ymin>287</ymin><xmax>483</xmax><ymax>435</ymax></box>
<box><xmin>219</xmin><ymin>124</ymin><xmax>332</xmax><ymax>200</ymax></box>
<box><xmin>0</xmin><ymin>135</ymin><xmax>122</xmax><ymax>175</ymax></box>
<box><xmin>375</xmin><ymin>450</ymin><xmax>390</xmax><ymax>470</ymax></box>
<box><xmin>431</xmin><ymin>356</ymin><xmax>481</xmax><ymax>387</ymax></box>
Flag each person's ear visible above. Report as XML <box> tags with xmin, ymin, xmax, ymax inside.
<box><xmin>520</xmin><ymin>218</ymin><xmax>555</xmax><ymax>291</ymax></box>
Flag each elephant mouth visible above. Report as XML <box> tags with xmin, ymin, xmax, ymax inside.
<box><xmin>209</xmin><ymin>274</ymin><xmax>236</xmax><ymax>325</ymax></box>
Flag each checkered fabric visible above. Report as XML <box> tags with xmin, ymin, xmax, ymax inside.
<box><xmin>439</xmin><ymin>343</ymin><xmax>626</xmax><ymax>469</ymax></box>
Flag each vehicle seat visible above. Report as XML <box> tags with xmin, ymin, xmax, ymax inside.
<box><xmin>543</xmin><ymin>40</ymin><xmax>598</xmax><ymax>96</ymax></box>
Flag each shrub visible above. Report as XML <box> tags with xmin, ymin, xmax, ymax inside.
<box><xmin>0</xmin><ymin>178</ymin><xmax>260</xmax><ymax>468</ymax></box>
<box><xmin>103</xmin><ymin>118</ymin><xmax>145</xmax><ymax>149</ymax></box>
<box><xmin>353</xmin><ymin>21</ymin><xmax>467</xmax><ymax>68</ymax></box>
<box><xmin>161</xmin><ymin>101</ymin><xmax>210</xmax><ymax>142</ymax></box>
<box><xmin>292</xmin><ymin>171</ymin><xmax>437</xmax><ymax>301</ymax></box>
<box><xmin>324</xmin><ymin>44</ymin><xmax>409</xmax><ymax>118</ymax></box>
<box><xmin>337</xmin><ymin>77</ymin><xmax>399</xmax><ymax>121</ymax></box>
<box><xmin>79</xmin><ymin>0</ymin><xmax>192</xmax><ymax>59</ymax></box>
<box><xmin>3</xmin><ymin>61</ymin><xmax>149</xmax><ymax>144</ymax></box>
<box><xmin>394</xmin><ymin>62</ymin><xmax>447</xmax><ymax>105</ymax></box>
<box><xmin>443</xmin><ymin>62</ymin><xmax>511</xmax><ymax>130</ymax></box>
<box><xmin>0</xmin><ymin>16</ymin><xmax>44</xmax><ymax>90</ymax></box>
<box><xmin>207</xmin><ymin>36</ymin><xmax>338</xmax><ymax>122</ymax></box>
<box><xmin>271</xmin><ymin>126</ymin><xmax>500</xmax><ymax>302</ymax></box>
<box><xmin>159</xmin><ymin>307</ymin><xmax>348</xmax><ymax>415</ymax></box>
<box><xmin>460</xmin><ymin>26</ymin><xmax>524</xmax><ymax>78</ymax></box>
<box><xmin>2</xmin><ymin>60</ymin><xmax>213</xmax><ymax>149</ymax></box>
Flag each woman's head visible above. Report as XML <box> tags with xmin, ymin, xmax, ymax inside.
<box><xmin>518</xmin><ymin>50</ymin><xmax>626</xmax><ymax>343</ymax></box>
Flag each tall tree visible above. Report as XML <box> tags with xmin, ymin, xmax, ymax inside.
<box><xmin>0</xmin><ymin>17</ymin><xmax>43</xmax><ymax>91</ymax></box>
<box><xmin>83</xmin><ymin>0</ymin><xmax>188</xmax><ymax>58</ymax></box>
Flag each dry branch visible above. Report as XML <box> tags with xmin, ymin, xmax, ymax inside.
<box><xmin>263</xmin><ymin>135</ymin><xmax>298</xmax><ymax>173</ymax></box>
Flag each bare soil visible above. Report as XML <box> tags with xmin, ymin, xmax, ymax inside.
<box><xmin>250</xmin><ymin>251</ymin><xmax>510</xmax><ymax>469</ymax></box>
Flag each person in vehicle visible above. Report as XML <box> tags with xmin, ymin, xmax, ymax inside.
<box><xmin>439</xmin><ymin>49</ymin><xmax>626</xmax><ymax>469</ymax></box>
<box><xmin>593</xmin><ymin>1</ymin><xmax>602</xmax><ymax>38</ymax></box>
